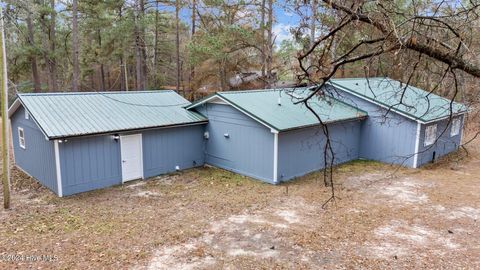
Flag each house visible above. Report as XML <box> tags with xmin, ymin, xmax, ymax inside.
<box><xmin>186</xmin><ymin>89</ymin><xmax>367</xmax><ymax>183</ymax></box>
<box><xmin>326</xmin><ymin>77</ymin><xmax>467</xmax><ymax>167</ymax></box>
<box><xmin>8</xmin><ymin>77</ymin><xmax>468</xmax><ymax>197</ymax></box>
<box><xmin>8</xmin><ymin>91</ymin><xmax>207</xmax><ymax>197</ymax></box>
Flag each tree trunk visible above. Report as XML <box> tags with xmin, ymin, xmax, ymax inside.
<box><xmin>219</xmin><ymin>61</ymin><xmax>226</xmax><ymax>91</ymax></box>
<box><xmin>72</xmin><ymin>0</ymin><xmax>80</xmax><ymax>91</ymax></box>
<box><xmin>266</xmin><ymin>0</ymin><xmax>273</xmax><ymax>88</ymax></box>
<box><xmin>309</xmin><ymin>0</ymin><xmax>317</xmax><ymax>73</ymax></box>
<box><xmin>140</xmin><ymin>0</ymin><xmax>147</xmax><ymax>89</ymax></box>
<box><xmin>134</xmin><ymin>1</ymin><xmax>143</xmax><ymax>90</ymax></box>
<box><xmin>49</xmin><ymin>0</ymin><xmax>57</xmax><ymax>92</ymax></box>
<box><xmin>26</xmin><ymin>10</ymin><xmax>41</xmax><ymax>92</ymax></box>
<box><xmin>260</xmin><ymin>0</ymin><xmax>266</xmax><ymax>85</ymax></box>
<box><xmin>175</xmin><ymin>0</ymin><xmax>181</xmax><ymax>93</ymax></box>
<box><xmin>106</xmin><ymin>69</ymin><xmax>111</xmax><ymax>90</ymax></box>
<box><xmin>90</xmin><ymin>73</ymin><xmax>95</xmax><ymax>90</ymax></box>
<box><xmin>135</xmin><ymin>38</ymin><xmax>142</xmax><ymax>90</ymax></box>
<box><xmin>118</xmin><ymin>5</ymin><xmax>127</xmax><ymax>91</ymax></box>
<box><xmin>189</xmin><ymin>0</ymin><xmax>196</xmax><ymax>94</ymax></box>
<box><xmin>120</xmin><ymin>56</ymin><xmax>126</xmax><ymax>90</ymax></box>
<box><xmin>97</xmin><ymin>29</ymin><xmax>106</xmax><ymax>91</ymax></box>
<box><xmin>153</xmin><ymin>0</ymin><xmax>159</xmax><ymax>86</ymax></box>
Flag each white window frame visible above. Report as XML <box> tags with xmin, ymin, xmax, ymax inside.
<box><xmin>25</xmin><ymin>110</ymin><xmax>29</xmax><ymax>120</ymax></box>
<box><xmin>18</xmin><ymin>127</ymin><xmax>26</xmax><ymax>149</ymax></box>
<box><xmin>450</xmin><ymin>118</ymin><xmax>461</xmax><ymax>137</ymax></box>
<box><xmin>424</xmin><ymin>124</ymin><xmax>437</xmax><ymax>146</ymax></box>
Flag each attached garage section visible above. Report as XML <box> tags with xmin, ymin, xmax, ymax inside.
<box><xmin>9</xmin><ymin>91</ymin><xmax>208</xmax><ymax>197</ymax></box>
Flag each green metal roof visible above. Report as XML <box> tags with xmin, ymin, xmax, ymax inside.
<box><xmin>11</xmin><ymin>91</ymin><xmax>207</xmax><ymax>139</ymax></box>
<box><xmin>328</xmin><ymin>77</ymin><xmax>468</xmax><ymax>123</ymax></box>
<box><xmin>187</xmin><ymin>88</ymin><xmax>367</xmax><ymax>131</ymax></box>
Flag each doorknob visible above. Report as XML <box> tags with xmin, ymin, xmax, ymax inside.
<box><xmin>122</xmin><ymin>160</ymin><xmax>126</xmax><ymax>163</ymax></box>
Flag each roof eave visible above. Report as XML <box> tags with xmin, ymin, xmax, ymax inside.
<box><xmin>327</xmin><ymin>80</ymin><xmax>469</xmax><ymax>124</ymax></box>
<box><xmin>327</xmin><ymin>81</ymin><xmax>423</xmax><ymax>123</ymax></box>
<box><xmin>7</xmin><ymin>97</ymin><xmax>21</xmax><ymax>118</ymax></box>
<box><xmin>420</xmin><ymin>110</ymin><xmax>469</xmax><ymax>124</ymax></box>
<box><xmin>48</xmin><ymin>120</ymin><xmax>209</xmax><ymax>140</ymax></box>
<box><xmin>184</xmin><ymin>93</ymin><xmax>219</xmax><ymax>110</ymax></box>
<box><xmin>278</xmin><ymin>114</ymin><xmax>368</xmax><ymax>133</ymax></box>
<box><xmin>9</xmin><ymin>96</ymin><xmax>52</xmax><ymax>140</ymax></box>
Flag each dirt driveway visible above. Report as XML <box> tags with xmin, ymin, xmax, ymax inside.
<box><xmin>1</xmin><ymin>143</ymin><xmax>479</xmax><ymax>269</ymax></box>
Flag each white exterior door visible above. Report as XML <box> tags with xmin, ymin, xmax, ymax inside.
<box><xmin>120</xmin><ymin>134</ymin><xmax>143</xmax><ymax>182</ymax></box>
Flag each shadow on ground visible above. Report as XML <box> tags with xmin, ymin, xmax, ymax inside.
<box><xmin>1</xmin><ymin>142</ymin><xmax>479</xmax><ymax>269</ymax></box>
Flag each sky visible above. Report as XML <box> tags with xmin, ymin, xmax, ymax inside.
<box><xmin>273</xmin><ymin>1</ymin><xmax>302</xmax><ymax>45</ymax></box>
<box><xmin>174</xmin><ymin>0</ymin><xmax>304</xmax><ymax>46</ymax></box>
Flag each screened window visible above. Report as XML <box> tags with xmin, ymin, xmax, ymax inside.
<box><xmin>18</xmin><ymin>127</ymin><xmax>26</xmax><ymax>149</ymax></box>
<box><xmin>424</xmin><ymin>124</ymin><xmax>437</xmax><ymax>146</ymax></box>
<box><xmin>450</xmin><ymin>118</ymin><xmax>461</xmax><ymax>137</ymax></box>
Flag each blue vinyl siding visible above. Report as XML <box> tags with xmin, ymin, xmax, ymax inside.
<box><xmin>59</xmin><ymin>124</ymin><xmax>206</xmax><ymax>196</ymax></box>
<box><xmin>59</xmin><ymin>135</ymin><xmax>122</xmax><ymax>196</ymax></box>
<box><xmin>329</xmin><ymin>86</ymin><xmax>418</xmax><ymax>167</ymax></box>
<box><xmin>277</xmin><ymin>120</ymin><xmax>361</xmax><ymax>181</ymax></box>
<box><xmin>142</xmin><ymin>125</ymin><xmax>205</xmax><ymax>178</ymax></box>
<box><xmin>196</xmin><ymin>103</ymin><xmax>274</xmax><ymax>183</ymax></box>
<box><xmin>11</xmin><ymin>106</ymin><xmax>58</xmax><ymax>194</ymax></box>
<box><xmin>417</xmin><ymin>116</ymin><xmax>463</xmax><ymax>166</ymax></box>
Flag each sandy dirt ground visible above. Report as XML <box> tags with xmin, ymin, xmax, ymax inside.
<box><xmin>0</xmin><ymin>137</ymin><xmax>479</xmax><ymax>269</ymax></box>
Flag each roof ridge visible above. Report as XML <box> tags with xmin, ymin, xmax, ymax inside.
<box><xmin>330</xmin><ymin>77</ymin><xmax>388</xmax><ymax>81</ymax></box>
<box><xmin>18</xmin><ymin>90</ymin><xmax>175</xmax><ymax>96</ymax></box>
<box><xmin>328</xmin><ymin>77</ymin><xmax>467</xmax><ymax>122</ymax></box>
<box><xmin>218</xmin><ymin>87</ymin><xmax>308</xmax><ymax>94</ymax></box>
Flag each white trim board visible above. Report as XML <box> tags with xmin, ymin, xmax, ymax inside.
<box><xmin>8</xmin><ymin>99</ymin><xmax>50</xmax><ymax>140</ymax></box>
<box><xmin>54</xmin><ymin>140</ymin><xmax>63</xmax><ymax>197</ymax></box>
<box><xmin>422</xmin><ymin>113</ymin><xmax>467</xmax><ymax>124</ymax></box>
<box><xmin>208</xmin><ymin>96</ymin><xmax>228</xmax><ymax>105</ymax></box>
<box><xmin>272</xmin><ymin>131</ymin><xmax>278</xmax><ymax>183</ymax></box>
<box><xmin>7</xmin><ymin>98</ymin><xmax>21</xmax><ymax>117</ymax></box>
<box><xmin>459</xmin><ymin>115</ymin><xmax>465</xmax><ymax>145</ymax></box>
<box><xmin>412</xmin><ymin>122</ymin><xmax>422</xmax><ymax>168</ymax></box>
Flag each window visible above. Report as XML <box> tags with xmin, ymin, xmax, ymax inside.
<box><xmin>424</xmin><ymin>124</ymin><xmax>437</xmax><ymax>146</ymax></box>
<box><xmin>25</xmin><ymin>110</ymin><xmax>29</xmax><ymax>120</ymax></box>
<box><xmin>18</xmin><ymin>127</ymin><xmax>25</xmax><ymax>149</ymax></box>
<box><xmin>450</xmin><ymin>118</ymin><xmax>461</xmax><ymax>137</ymax></box>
